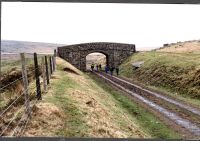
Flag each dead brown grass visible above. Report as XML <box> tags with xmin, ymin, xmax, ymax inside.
<box><xmin>23</xmin><ymin>102</ymin><xmax>65</xmax><ymax>137</ymax></box>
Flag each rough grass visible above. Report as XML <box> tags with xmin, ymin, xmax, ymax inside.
<box><xmin>23</xmin><ymin>64</ymin><xmax>88</xmax><ymax>137</ymax></box>
<box><xmin>45</xmin><ymin>71</ymin><xmax>88</xmax><ymax>137</ymax></box>
<box><xmin>120</xmin><ymin>51</ymin><xmax>200</xmax><ymax>102</ymax></box>
<box><xmin>89</xmin><ymin>74</ymin><xmax>180</xmax><ymax>139</ymax></box>
<box><xmin>1</xmin><ymin>54</ymin><xmax>44</xmax><ymax>73</ymax></box>
<box><xmin>24</xmin><ymin>57</ymin><xmax>154</xmax><ymax>137</ymax></box>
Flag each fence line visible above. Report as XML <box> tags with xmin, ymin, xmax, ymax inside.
<box><xmin>0</xmin><ymin>91</ymin><xmax>25</xmax><ymax>118</ymax></box>
<box><xmin>0</xmin><ymin>65</ymin><xmax>43</xmax><ymax>118</ymax></box>
<box><xmin>0</xmin><ymin>84</ymin><xmax>38</xmax><ymax>119</ymax></box>
<box><xmin>18</xmin><ymin>116</ymin><xmax>30</xmax><ymax>136</ymax></box>
<box><xmin>0</xmin><ymin>53</ymin><xmax>50</xmax><ymax>92</ymax></box>
<box><xmin>10</xmin><ymin>93</ymin><xmax>39</xmax><ymax>136</ymax></box>
<box><xmin>10</xmin><ymin>110</ymin><xmax>27</xmax><ymax>136</ymax></box>
<box><xmin>0</xmin><ymin>94</ymin><xmax>35</xmax><ymax>136</ymax></box>
<box><xmin>12</xmin><ymin>98</ymin><xmax>38</xmax><ymax>137</ymax></box>
<box><xmin>0</xmin><ymin>105</ymin><xmax>24</xmax><ymax>136</ymax></box>
<box><xmin>0</xmin><ymin>49</ymin><xmax>57</xmax><ymax>136</ymax></box>
<box><xmin>19</xmin><ymin>98</ymin><xmax>38</xmax><ymax>137</ymax></box>
<box><xmin>0</xmin><ymin>77</ymin><xmax>24</xmax><ymax>91</ymax></box>
<box><xmin>0</xmin><ymin>65</ymin><xmax>41</xmax><ymax>92</ymax></box>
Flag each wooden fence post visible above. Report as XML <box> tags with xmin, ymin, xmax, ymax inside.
<box><xmin>54</xmin><ymin>49</ymin><xmax>56</xmax><ymax>71</ymax></box>
<box><xmin>34</xmin><ymin>53</ymin><xmax>42</xmax><ymax>100</ymax></box>
<box><xmin>52</xmin><ymin>56</ymin><xmax>55</xmax><ymax>72</ymax></box>
<box><xmin>52</xmin><ymin>56</ymin><xmax>55</xmax><ymax>73</ymax></box>
<box><xmin>42</xmin><ymin>57</ymin><xmax>47</xmax><ymax>92</ymax></box>
<box><xmin>45</xmin><ymin>56</ymin><xmax>50</xmax><ymax>85</ymax></box>
<box><xmin>49</xmin><ymin>56</ymin><xmax>53</xmax><ymax>75</ymax></box>
<box><xmin>20</xmin><ymin>53</ymin><xmax>31</xmax><ymax>117</ymax></box>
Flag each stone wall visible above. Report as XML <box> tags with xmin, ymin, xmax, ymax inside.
<box><xmin>57</xmin><ymin>42</ymin><xmax>136</xmax><ymax>71</ymax></box>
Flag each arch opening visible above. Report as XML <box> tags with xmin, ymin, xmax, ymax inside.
<box><xmin>86</xmin><ymin>52</ymin><xmax>108</xmax><ymax>71</ymax></box>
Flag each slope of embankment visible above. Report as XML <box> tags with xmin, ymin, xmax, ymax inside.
<box><xmin>119</xmin><ymin>50</ymin><xmax>200</xmax><ymax>106</ymax></box>
<box><xmin>23</xmin><ymin>57</ymin><xmax>150</xmax><ymax>137</ymax></box>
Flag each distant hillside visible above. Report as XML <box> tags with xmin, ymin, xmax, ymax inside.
<box><xmin>1</xmin><ymin>40</ymin><xmax>66</xmax><ymax>54</ymax></box>
<box><xmin>156</xmin><ymin>40</ymin><xmax>200</xmax><ymax>54</ymax></box>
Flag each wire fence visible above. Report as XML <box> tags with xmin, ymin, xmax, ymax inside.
<box><xmin>0</xmin><ymin>76</ymin><xmax>24</xmax><ymax>91</ymax></box>
<box><xmin>0</xmin><ymin>50</ymin><xmax>57</xmax><ymax>136</ymax></box>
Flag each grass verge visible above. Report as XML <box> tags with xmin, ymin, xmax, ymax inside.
<box><xmin>44</xmin><ymin>70</ymin><xmax>89</xmax><ymax>137</ymax></box>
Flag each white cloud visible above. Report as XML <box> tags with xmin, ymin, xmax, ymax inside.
<box><xmin>2</xmin><ymin>2</ymin><xmax>200</xmax><ymax>50</ymax></box>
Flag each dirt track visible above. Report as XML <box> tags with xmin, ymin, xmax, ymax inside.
<box><xmin>93</xmin><ymin>71</ymin><xmax>200</xmax><ymax>139</ymax></box>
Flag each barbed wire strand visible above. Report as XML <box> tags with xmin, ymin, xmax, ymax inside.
<box><xmin>1</xmin><ymin>54</ymin><xmax>51</xmax><ymax>91</ymax></box>
<box><xmin>2</xmin><ymin>85</ymin><xmax>44</xmax><ymax>137</ymax></box>
<box><xmin>0</xmin><ymin>65</ymin><xmax>44</xmax><ymax>118</ymax></box>
<box><xmin>19</xmin><ymin>98</ymin><xmax>39</xmax><ymax>137</ymax></box>
<box><xmin>1</xmin><ymin>62</ymin><xmax>50</xmax><ymax>136</ymax></box>
<box><xmin>0</xmin><ymin>62</ymin><xmax>43</xmax><ymax>91</ymax></box>
<box><xmin>2</xmin><ymin>95</ymin><xmax>37</xmax><ymax>136</ymax></box>
<box><xmin>0</xmin><ymin>105</ymin><xmax>24</xmax><ymax>136</ymax></box>
<box><xmin>10</xmin><ymin>94</ymin><xmax>39</xmax><ymax>137</ymax></box>
<box><xmin>15</xmin><ymin>98</ymin><xmax>39</xmax><ymax>137</ymax></box>
<box><xmin>0</xmin><ymin>76</ymin><xmax>23</xmax><ymax>91</ymax></box>
<box><xmin>27</xmin><ymin>66</ymin><xmax>41</xmax><ymax>76</ymax></box>
<box><xmin>9</xmin><ymin>84</ymin><xmax>39</xmax><ymax>136</ymax></box>
<box><xmin>0</xmin><ymin>88</ymin><xmax>29</xmax><ymax>119</ymax></box>
<box><xmin>10</xmin><ymin>111</ymin><xmax>27</xmax><ymax>136</ymax></box>
<box><xmin>18</xmin><ymin>116</ymin><xmax>30</xmax><ymax>137</ymax></box>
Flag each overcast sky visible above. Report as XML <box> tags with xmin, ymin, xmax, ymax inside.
<box><xmin>2</xmin><ymin>2</ymin><xmax>200</xmax><ymax>50</ymax></box>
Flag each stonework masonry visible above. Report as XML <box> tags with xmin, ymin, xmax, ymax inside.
<box><xmin>57</xmin><ymin>42</ymin><xmax>136</xmax><ymax>71</ymax></box>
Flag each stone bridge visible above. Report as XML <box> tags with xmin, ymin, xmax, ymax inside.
<box><xmin>57</xmin><ymin>42</ymin><xmax>136</xmax><ymax>71</ymax></box>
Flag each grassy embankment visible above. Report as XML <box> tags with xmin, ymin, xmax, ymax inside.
<box><xmin>119</xmin><ymin>51</ymin><xmax>200</xmax><ymax>106</ymax></box>
<box><xmin>23</xmin><ymin>57</ymin><xmax>179</xmax><ymax>138</ymax></box>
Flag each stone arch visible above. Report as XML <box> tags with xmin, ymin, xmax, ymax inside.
<box><xmin>57</xmin><ymin>42</ymin><xmax>136</xmax><ymax>71</ymax></box>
